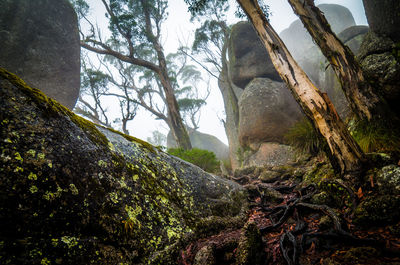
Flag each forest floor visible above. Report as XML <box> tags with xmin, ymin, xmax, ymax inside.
<box><xmin>178</xmin><ymin>159</ymin><xmax>400</xmax><ymax>265</ymax></box>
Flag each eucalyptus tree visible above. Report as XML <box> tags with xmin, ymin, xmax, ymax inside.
<box><xmin>73</xmin><ymin>0</ymin><xmax>192</xmax><ymax>150</ymax></box>
<box><xmin>186</xmin><ymin>0</ymin><xmax>241</xmax><ymax>167</ymax></box>
<box><xmin>100</xmin><ymin>47</ymin><xmax>208</xmax><ymax>132</ymax></box>
<box><xmin>186</xmin><ymin>0</ymin><xmax>366</xmax><ymax>178</ymax></box>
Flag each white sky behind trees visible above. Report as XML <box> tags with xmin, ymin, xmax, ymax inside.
<box><xmin>82</xmin><ymin>0</ymin><xmax>368</xmax><ymax>145</ymax></box>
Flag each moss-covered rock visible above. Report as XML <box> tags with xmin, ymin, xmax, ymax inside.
<box><xmin>235</xmin><ymin>222</ymin><xmax>265</xmax><ymax>265</ymax></box>
<box><xmin>259</xmin><ymin>170</ymin><xmax>281</xmax><ymax>183</ymax></box>
<box><xmin>353</xmin><ymin>195</ymin><xmax>400</xmax><ymax>227</ymax></box>
<box><xmin>0</xmin><ymin>68</ymin><xmax>248</xmax><ymax>264</ymax></box>
<box><xmin>358</xmin><ymin>31</ymin><xmax>400</xmax><ymax>116</ymax></box>
<box><xmin>302</xmin><ymin>162</ymin><xmax>335</xmax><ymax>186</ymax></box>
<box><xmin>374</xmin><ymin>165</ymin><xmax>400</xmax><ymax>195</ymax></box>
<box><xmin>193</xmin><ymin>244</ymin><xmax>216</xmax><ymax>265</ymax></box>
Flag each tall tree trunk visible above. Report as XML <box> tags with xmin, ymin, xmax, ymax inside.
<box><xmin>220</xmin><ymin>38</ymin><xmax>242</xmax><ymax>169</ymax></box>
<box><xmin>160</xmin><ymin>72</ymin><xmax>192</xmax><ymax>151</ymax></box>
<box><xmin>236</xmin><ymin>0</ymin><xmax>366</xmax><ymax>177</ymax></box>
<box><xmin>287</xmin><ymin>0</ymin><xmax>388</xmax><ymax>121</ymax></box>
<box><xmin>141</xmin><ymin>0</ymin><xmax>192</xmax><ymax>150</ymax></box>
<box><xmin>153</xmin><ymin>43</ymin><xmax>192</xmax><ymax>150</ymax></box>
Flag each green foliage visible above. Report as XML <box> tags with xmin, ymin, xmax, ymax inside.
<box><xmin>349</xmin><ymin>118</ymin><xmax>400</xmax><ymax>153</ymax></box>
<box><xmin>177</xmin><ymin>98</ymin><xmax>206</xmax><ymax>112</ymax></box>
<box><xmin>284</xmin><ymin>118</ymin><xmax>325</xmax><ymax>156</ymax></box>
<box><xmin>167</xmin><ymin>148</ymin><xmax>219</xmax><ymax>173</ymax></box>
<box><xmin>221</xmin><ymin>158</ymin><xmax>232</xmax><ymax>174</ymax></box>
<box><xmin>192</xmin><ymin>20</ymin><xmax>227</xmax><ymax>53</ymax></box>
<box><xmin>69</xmin><ymin>0</ymin><xmax>89</xmax><ymax>19</ymax></box>
<box><xmin>81</xmin><ymin>68</ymin><xmax>110</xmax><ymax>94</ymax></box>
<box><xmin>184</xmin><ymin>0</ymin><xmax>270</xmax><ymax>20</ymax></box>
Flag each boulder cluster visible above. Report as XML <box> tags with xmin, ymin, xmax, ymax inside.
<box><xmin>221</xmin><ymin>3</ymin><xmax>400</xmax><ymax>169</ymax></box>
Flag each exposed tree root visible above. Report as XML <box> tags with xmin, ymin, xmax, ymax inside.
<box><xmin>178</xmin><ymin>167</ymin><xmax>400</xmax><ymax>265</ymax></box>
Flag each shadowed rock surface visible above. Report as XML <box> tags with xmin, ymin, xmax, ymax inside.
<box><xmin>0</xmin><ymin>0</ymin><xmax>80</xmax><ymax>109</ymax></box>
<box><xmin>358</xmin><ymin>31</ymin><xmax>400</xmax><ymax>116</ymax></box>
<box><xmin>362</xmin><ymin>0</ymin><xmax>400</xmax><ymax>42</ymax></box>
<box><xmin>0</xmin><ymin>68</ymin><xmax>247</xmax><ymax>264</ymax></box>
<box><xmin>358</xmin><ymin>0</ymin><xmax>400</xmax><ymax>117</ymax></box>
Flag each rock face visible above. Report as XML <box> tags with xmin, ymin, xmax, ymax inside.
<box><xmin>0</xmin><ymin>68</ymin><xmax>247</xmax><ymax>264</ymax></box>
<box><xmin>229</xmin><ymin>22</ymin><xmax>280</xmax><ymax>89</ymax></box>
<box><xmin>167</xmin><ymin>129</ymin><xmax>230</xmax><ymax>161</ymax></box>
<box><xmin>359</xmin><ymin>0</ymin><xmax>400</xmax><ymax>117</ymax></box>
<box><xmin>358</xmin><ymin>31</ymin><xmax>400</xmax><ymax>115</ymax></box>
<box><xmin>242</xmin><ymin>143</ymin><xmax>296</xmax><ymax>168</ymax></box>
<box><xmin>0</xmin><ymin>0</ymin><xmax>80</xmax><ymax>109</ymax></box>
<box><xmin>238</xmin><ymin>78</ymin><xmax>302</xmax><ymax>146</ymax></box>
<box><xmin>362</xmin><ymin>0</ymin><xmax>400</xmax><ymax>41</ymax></box>
<box><xmin>280</xmin><ymin>4</ymin><xmax>356</xmax><ymax>60</ymax></box>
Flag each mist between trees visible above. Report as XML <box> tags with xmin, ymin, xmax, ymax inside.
<box><xmin>71</xmin><ymin>0</ymin><xmax>400</xmax><ymax>180</ymax></box>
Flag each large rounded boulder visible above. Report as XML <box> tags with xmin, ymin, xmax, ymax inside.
<box><xmin>238</xmin><ymin>78</ymin><xmax>303</xmax><ymax>146</ymax></box>
<box><xmin>229</xmin><ymin>22</ymin><xmax>281</xmax><ymax>89</ymax></box>
<box><xmin>0</xmin><ymin>68</ymin><xmax>247</xmax><ymax>264</ymax></box>
<box><xmin>0</xmin><ymin>0</ymin><xmax>80</xmax><ymax>109</ymax></box>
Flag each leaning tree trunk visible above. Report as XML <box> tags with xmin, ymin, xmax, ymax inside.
<box><xmin>236</xmin><ymin>0</ymin><xmax>366</xmax><ymax>177</ymax></box>
<box><xmin>161</xmin><ymin>76</ymin><xmax>192</xmax><ymax>151</ymax></box>
<box><xmin>287</xmin><ymin>0</ymin><xmax>388</xmax><ymax>121</ymax></box>
<box><xmin>155</xmin><ymin>46</ymin><xmax>192</xmax><ymax>151</ymax></box>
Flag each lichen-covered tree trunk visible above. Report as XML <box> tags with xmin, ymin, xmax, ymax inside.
<box><xmin>287</xmin><ymin>0</ymin><xmax>387</xmax><ymax>121</ymax></box>
<box><xmin>236</xmin><ymin>0</ymin><xmax>366</xmax><ymax>176</ymax></box>
<box><xmin>220</xmin><ymin>38</ymin><xmax>242</xmax><ymax>168</ymax></box>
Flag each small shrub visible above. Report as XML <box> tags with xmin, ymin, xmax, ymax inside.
<box><xmin>284</xmin><ymin>117</ymin><xmax>325</xmax><ymax>156</ymax></box>
<box><xmin>167</xmin><ymin>147</ymin><xmax>219</xmax><ymax>173</ymax></box>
